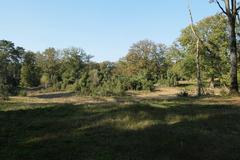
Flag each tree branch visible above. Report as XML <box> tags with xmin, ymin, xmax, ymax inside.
<box><xmin>237</xmin><ymin>6</ymin><xmax>240</xmax><ymax>11</ymax></box>
<box><xmin>216</xmin><ymin>0</ymin><xmax>227</xmax><ymax>15</ymax></box>
<box><xmin>188</xmin><ymin>6</ymin><xmax>215</xmax><ymax>55</ymax></box>
<box><xmin>232</xmin><ymin>0</ymin><xmax>237</xmax><ymax>16</ymax></box>
<box><xmin>225</xmin><ymin>0</ymin><xmax>231</xmax><ymax>15</ymax></box>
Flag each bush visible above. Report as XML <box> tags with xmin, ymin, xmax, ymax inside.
<box><xmin>66</xmin><ymin>69</ymin><xmax>156</xmax><ymax>96</ymax></box>
<box><xmin>72</xmin><ymin>73</ymin><xmax>126</xmax><ymax>96</ymax></box>
<box><xmin>127</xmin><ymin>76</ymin><xmax>155</xmax><ymax>92</ymax></box>
<box><xmin>18</xmin><ymin>90</ymin><xmax>27</xmax><ymax>97</ymax></box>
<box><xmin>177</xmin><ymin>89</ymin><xmax>189</xmax><ymax>97</ymax></box>
<box><xmin>98</xmin><ymin>79</ymin><xmax>126</xmax><ymax>96</ymax></box>
<box><xmin>141</xmin><ymin>80</ymin><xmax>155</xmax><ymax>91</ymax></box>
<box><xmin>129</xmin><ymin>79</ymin><xmax>143</xmax><ymax>90</ymax></box>
<box><xmin>0</xmin><ymin>84</ymin><xmax>9</xmax><ymax>100</ymax></box>
<box><xmin>53</xmin><ymin>82</ymin><xmax>62</xmax><ymax>91</ymax></box>
<box><xmin>219</xmin><ymin>74</ymin><xmax>230</xmax><ymax>88</ymax></box>
<box><xmin>158</xmin><ymin>77</ymin><xmax>178</xmax><ymax>87</ymax></box>
<box><xmin>220</xmin><ymin>88</ymin><xmax>229</xmax><ymax>96</ymax></box>
<box><xmin>157</xmin><ymin>79</ymin><xmax>170</xmax><ymax>87</ymax></box>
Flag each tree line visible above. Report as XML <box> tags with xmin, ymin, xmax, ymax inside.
<box><xmin>0</xmin><ymin>12</ymin><xmax>240</xmax><ymax>99</ymax></box>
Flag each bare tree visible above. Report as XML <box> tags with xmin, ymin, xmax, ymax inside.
<box><xmin>188</xmin><ymin>7</ymin><xmax>204</xmax><ymax>96</ymax></box>
<box><xmin>210</xmin><ymin>0</ymin><xmax>239</xmax><ymax>94</ymax></box>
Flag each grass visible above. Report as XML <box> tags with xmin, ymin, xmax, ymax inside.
<box><xmin>1</xmin><ymin>92</ymin><xmax>240</xmax><ymax>160</ymax></box>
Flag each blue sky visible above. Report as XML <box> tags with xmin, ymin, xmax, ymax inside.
<box><xmin>0</xmin><ymin>0</ymin><xmax>220</xmax><ymax>62</ymax></box>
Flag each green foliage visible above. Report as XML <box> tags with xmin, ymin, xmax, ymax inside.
<box><xmin>127</xmin><ymin>71</ymin><xmax>156</xmax><ymax>91</ymax></box>
<box><xmin>0</xmin><ymin>40</ymin><xmax>23</xmax><ymax>99</ymax></box>
<box><xmin>157</xmin><ymin>79</ymin><xmax>171</xmax><ymax>87</ymax></box>
<box><xmin>176</xmin><ymin>54</ymin><xmax>196</xmax><ymax>79</ymax></box>
<box><xmin>37</xmin><ymin>48</ymin><xmax>61</xmax><ymax>87</ymax></box>
<box><xmin>0</xmin><ymin>83</ymin><xmax>9</xmax><ymax>100</ymax></box>
<box><xmin>0</xmin><ymin>14</ymin><xmax>235</xmax><ymax>97</ymax></box>
<box><xmin>95</xmin><ymin>79</ymin><xmax>126</xmax><ymax>96</ymax></box>
<box><xmin>18</xmin><ymin>90</ymin><xmax>27</xmax><ymax>97</ymax></box>
<box><xmin>61</xmin><ymin>47</ymin><xmax>91</xmax><ymax>86</ymax></box>
<box><xmin>113</xmin><ymin>40</ymin><xmax>165</xmax><ymax>92</ymax></box>
<box><xmin>40</xmin><ymin>73</ymin><xmax>50</xmax><ymax>88</ymax></box>
<box><xmin>64</xmin><ymin>60</ymin><xmax>128</xmax><ymax>96</ymax></box>
<box><xmin>220</xmin><ymin>74</ymin><xmax>230</xmax><ymax>87</ymax></box>
<box><xmin>73</xmin><ymin>71</ymin><xmax>126</xmax><ymax>96</ymax></box>
<box><xmin>119</xmin><ymin>40</ymin><xmax>166</xmax><ymax>79</ymax></box>
<box><xmin>178</xmin><ymin>14</ymin><xmax>228</xmax><ymax>85</ymax></box>
<box><xmin>20</xmin><ymin>52</ymin><xmax>41</xmax><ymax>87</ymax></box>
<box><xmin>73</xmin><ymin>72</ymin><xmax>91</xmax><ymax>94</ymax></box>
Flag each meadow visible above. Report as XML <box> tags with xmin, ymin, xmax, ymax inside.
<box><xmin>1</xmin><ymin>87</ymin><xmax>240</xmax><ymax>160</ymax></box>
<box><xmin>1</xmin><ymin>1</ymin><xmax>240</xmax><ymax>160</ymax></box>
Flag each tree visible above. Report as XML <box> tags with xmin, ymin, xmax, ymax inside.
<box><xmin>165</xmin><ymin>42</ymin><xmax>190</xmax><ymax>84</ymax></box>
<box><xmin>61</xmin><ymin>47</ymin><xmax>92</xmax><ymax>87</ymax></box>
<box><xmin>37</xmin><ymin>48</ymin><xmax>61</xmax><ymax>87</ymax></box>
<box><xmin>179</xmin><ymin>14</ymin><xmax>228</xmax><ymax>94</ymax></box>
<box><xmin>98</xmin><ymin>61</ymin><xmax>115</xmax><ymax>83</ymax></box>
<box><xmin>196</xmin><ymin>15</ymin><xmax>228</xmax><ymax>88</ymax></box>
<box><xmin>210</xmin><ymin>0</ymin><xmax>240</xmax><ymax>94</ymax></box>
<box><xmin>40</xmin><ymin>73</ymin><xmax>50</xmax><ymax>89</ymax></box>
<box><xmin>20</xmin><ymin>52</ymin><xmax>41</xmax><ymax>87</ymax></box>
<box><xmin>0</xmin><ymin>40</ymin><xmax>23</xmax><ymax>99</ymax></box>
<box><xmin>114</xmin><ymin>40</ymin><xmax>167</xmax><ymax>91</ymax></box>
<box><xmin>0</xmin><ymin>51</ymin><xmax>9</xmax><ymax>99</ymax></box>
<box><xmin>121</xmin><ymin>40</ymin><xmax>166</xmax><ymax>80</ymax></box>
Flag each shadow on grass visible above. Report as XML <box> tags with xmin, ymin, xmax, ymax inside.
<box><xmin>31</xmin><ymin>92</ymin><xmax>76</xmax><ymax>99</ymax></box>
<box><xmin>1</xmin><ymin>101</ymin><xmax>240</xmax><ymax>160</ymax></box>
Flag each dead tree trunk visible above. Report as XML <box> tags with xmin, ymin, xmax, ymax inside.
<box><xmin>189</xmin><ymin>7</ymin><xmax>204</xmax><ymax>96</ymax></box>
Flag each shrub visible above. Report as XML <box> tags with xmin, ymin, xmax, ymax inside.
<box><xmin>18</xmin><ymin>90</ymin><xmax>27</xmax><ymax>97</ymax></box>
<box><xmin>127</xmin><ymin>76</ymin><xmax>155</xmax><ymax>91</ymax></box>
<box><xmin>220</xmin><ymin>88</ymin><xmax>229</xmax><ymax>96</ymax></box>
<box><xmin>141</xmin><ymin>80</ymin><xmax>155</xmax><ymax>91</ymax></box>
<box><xmin>219</xmin><ymin>74</ymin><xmax>231</xmax><ymax>88</ymax></box>
<box><xmin>0</xmin><ymin>84</ymin><xmax>9</xmax><ymax>100</ymax></box>
<box><xmin>99</xmin><ymin>79</ymin><xmax>126</xmax><ymax>96</ymax></box>
<box><xmin>157</xmin><ymin>79</ymin><xmax>170</xmax><ymax>87</ymax></box>
<box><xmin>53</xmin><ymin>82</ymin><xmax>62</xmax><ymax>91</ymax></box>
<box><xmin>177</xmin><ymin>89</ymin><xmax>189</xmax><ymax>97</ymax></box>
<box><xmin>66</xmin><ymin>69</ymin><xmax>156</xmax><ymax>96</ymax></box>
<box><xmin>72</xmin><ymin>73</ymin><xmax>126</xmax><ymax>96</ymax></box>
<box><xmin>129</xmin><ymin>78</ymin><xmax>143</xmax><ymax>90</ymax></box>
<box><xmin>158</xmin><ymin>77</ymin><xmax>178</xmax><ymax>87</ymax></box>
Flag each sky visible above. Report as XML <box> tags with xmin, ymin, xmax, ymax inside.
<box><xmin>0</xmin><ymin>0</ymin><xmax>221</xmax><ymax>62</ymax></box>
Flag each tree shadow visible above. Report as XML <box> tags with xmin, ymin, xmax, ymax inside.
<box><xmin>30</xmin><ymin>92</ymin><xmax>76</xmax><ymax>99</ymax></box>
<box><xmin>1</xmin><ymin>102</ymin><xmax>240</xmax><ymax>160</ymax></box>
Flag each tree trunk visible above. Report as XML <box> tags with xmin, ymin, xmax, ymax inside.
<box><xmin>210</xmin><ymin>76</ymin><xmax>215</xmax><ymax>88</ymax></box>
<box><xmin>212</xmin><ymin>0</ymin><xmax>239</xmax><ymax>94</ymax></box>
<box><xmin>188</xmin><ymin>7</ymin><xmax>203</xmax><ymax>96</ymax></box>
<box><xmin>228</xmin><ymin>16</ymin><xmax>239</xmax><ymax>94</ymax></box>
<box><xmin>196</xmin><ymin>40</ymin><xmax>202</xmax><ymax>96</ymax></box>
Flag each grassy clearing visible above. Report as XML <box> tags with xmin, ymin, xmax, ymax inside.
<box><xmin>1</xmin><ymin>90</ymin><xmax>240</xmax><ymax>160</ymax></box>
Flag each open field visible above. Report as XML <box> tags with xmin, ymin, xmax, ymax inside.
<box><xmin>2</xmin><ymin>1</ymin><xmax>240</xmax><ymax>159</ymax></box>
<box><xmin>1</xmin><ymin>87</ymin><xmax>240</xmax><ymax>160</ymax></box>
